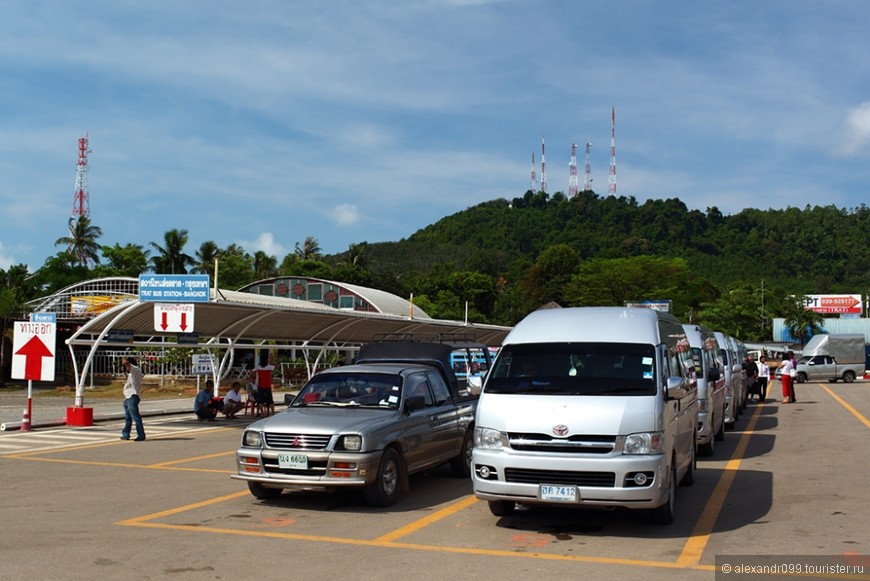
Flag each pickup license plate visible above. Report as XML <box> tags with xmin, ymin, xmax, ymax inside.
<box><xmin>540</xmin><ymin>484</ymin><xmax>578</xmax><ymax>502</ymax></box>
<box><xmin>277</xmin><ymin>454</ymin><xmax>308</xmax><ymax>470</ymax></box>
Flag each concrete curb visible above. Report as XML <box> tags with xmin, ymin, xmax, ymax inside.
<box><xmin>0</xmin><ymin>407</ymin><xmax>194</xmax><ymax>432</ymax></box>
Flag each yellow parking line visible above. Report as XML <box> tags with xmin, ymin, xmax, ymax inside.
<box><xmin>374</xmin><ymin>495</ymin><xmax>478</xmax><ymax>542</ymax></box>
<box><xmin>820</xmin><ymin>384</ymin><xmax>870</xmax><ymax>429</ymax></box>
<box><xmin>149</xmin><ymin>450</ymin><xmax>235</xmax><ymax>468</ymax></box>
<box><xmin>676</xmin><ymin>402</ymin><xmax>764</xmax><ymax>568</ymax></box>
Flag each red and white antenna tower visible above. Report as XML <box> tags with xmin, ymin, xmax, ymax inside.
<box><xmin>530</xmin><ymin>152</ymin><xmax>538</xmax><ymax>192</ymax></box>
<box><xmin>72</xmin><ymin>134</ymin><xmax>91</xmax><ymax>218</ymax></box>
<box><xmin>584</xmin><ymin>142</ymin><xmax>592</xmax><ymax>191</ymax></box>
<box><xmin>568</xmin><ymin>143</ymin><xmax>579</xmax><ymax>196</ymax></box>
<box><xmin>608</xmin><ymin>107</ymin><xmax>617</xmax><ymax>195</ymax></box>
<box><xmin>540</xmin><ymin>134</ymin><xmax>547</xmax><ymax>194</ymax></box>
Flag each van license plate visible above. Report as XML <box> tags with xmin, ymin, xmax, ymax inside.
<box><xmin>277</xmin><ymin>454</ymin><xmax>308</xmax><ymax>469</ymax></box>
<box><xmin>540</xmin><ymin>484</ymin><xmax>578</xmax><ymax>502</ymax></box>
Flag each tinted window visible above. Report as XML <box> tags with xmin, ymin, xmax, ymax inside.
<box><xmin>486</xmin><ymin>342</ymin><xmax>656</xmax><ymax>396</ymax></box>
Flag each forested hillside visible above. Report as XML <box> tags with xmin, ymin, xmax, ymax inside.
<box><xmin>347</xmin><ymin>189</ymin><xmax>870</xmax><ymax>339</ymax></box>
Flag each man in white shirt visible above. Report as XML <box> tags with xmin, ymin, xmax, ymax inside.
<box><xmin>120</xmin><ymin>356</ymin><xmax>146</xmax><ymax>441</ymax></box>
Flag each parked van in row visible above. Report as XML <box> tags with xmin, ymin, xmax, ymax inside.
<box><xmin>471</xmin><ymin>307</ymin><xmax>698</xmax><ymax>524</ymax></box>
<box><xmin>683</xmin><ymin>324</ymin><xmax>726</xmax><ymax>456</ymax></box>
<box><xmin>714</xmin><ymin>331</ymin><xmax>746</xmax><ymax>429</ymax></box>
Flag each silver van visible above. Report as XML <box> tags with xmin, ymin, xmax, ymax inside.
<box><xmin>683</xmin><ymin>324</ymin><xmax>726</xmax><ymax>456</ymax></box>
<box><xmin>714</xmin><ymin>332</ymin><xmax>745</xmax><ymax>428</ymax></box>
<box><xmin>472</xmin><ymin>307</ymin><xmax>698</xmax><ymax>524</ymax></box>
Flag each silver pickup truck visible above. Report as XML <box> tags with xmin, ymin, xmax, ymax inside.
<box><xmin>232</xmin><ymin>342</ymin><xmax>477</xmax><ymax>507</ymax></box>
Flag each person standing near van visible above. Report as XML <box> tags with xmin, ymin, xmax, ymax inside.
<box><xmin>253</xmin><ymin>353</ymin><xmax>275</xmax><ymax>416</ymax></box>
<box><xmin>779</xmin><ymin>351</ymin><xmax>795</xmax><ymax>404</ymax></box>
<box><xmin>756</xmin><ymin>356</ymin><xmax>770</xmax><ymax>403</ymax></box>
<box><xmin>120</xmin><ymin>356</ymin><xmax>146</xmax><ymax>441</ymax></box>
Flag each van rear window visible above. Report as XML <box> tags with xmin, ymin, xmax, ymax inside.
<box><xmin>485</xmin><ymin>342</ymin><xmax>656</xmax><ymax>396</ymax></box>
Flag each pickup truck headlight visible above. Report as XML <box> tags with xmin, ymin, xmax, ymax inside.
<box><xmin>340</xmin><ymin>435</ymin><xmax>362</xmax><ymax>451</ymax></box>
<box><xmin>243</xmin><ymin>430</ymin><xmax>263</xmax><ymax>448</ymax></box>
<box><xmin>474</xmin><ymin>427</ymin><xmax>506</xmax><ymax>450</ymax></box>
<box><xmin>623</xmin><ymin>432</ymin><xmax>664</xmax><ymax>455</ymax></box>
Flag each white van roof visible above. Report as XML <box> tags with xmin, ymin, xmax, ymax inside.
<box><xmin>504</xmin><ymin>306</ymin><xmax>681</xmax><ymax>345</ymax></box>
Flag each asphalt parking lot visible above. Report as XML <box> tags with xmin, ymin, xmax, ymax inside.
<box><xmin>1</xmin><ymin>381</ymin><xmax>869</xmax><ymax>581</ymax></box>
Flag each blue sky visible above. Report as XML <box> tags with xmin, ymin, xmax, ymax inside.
<box><xmin>2</xmin><ymin>1</ymin><xmax>870</xmax><ymax>270</ymax></box>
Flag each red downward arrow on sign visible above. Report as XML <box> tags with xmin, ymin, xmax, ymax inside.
<box><xmin>15</xmin><ymin>335</ymin><xmax>52</xmax><ymax>380</ymax></box>
<box><xmin>161</xmin><ymin>312</ymin><xmax>169</xmax><ymax>331</ymax></box>
<box><xmin>180</xmin><ymin>312</ymin><xmax>188</xmax><ymax>331</ymax></box>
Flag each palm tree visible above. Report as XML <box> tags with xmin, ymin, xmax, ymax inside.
<box><xmin>295</xmin><ymin>236</ymin><xmax>322</xmax><ymax>260</ymax></box>
<box><xmin>783</xmin><ymin>296</ymin><xmax>825</xmax><ymax>346</ymax></box>
<box><xmin>54</xmin><ymin>216</ymin><xmax>103</xmax><ymax>267</ymax></box>
<box><xmin>192</xmin><ymin>241</ymin><xmax>221</xmax><ymax>277</ymax></box>
<box><xmin>253</xmin><ymin>251</ymin><xmax>278</xmax><ymax>280</ymax></box>
<box><xmin>150</xmin><ymin>228</ymin><xmax>194</xmax><ymax>274</ymax></box>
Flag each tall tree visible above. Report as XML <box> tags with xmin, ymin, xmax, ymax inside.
<box><xmin>54</xmin><ymin>216</ymin><xmax>103</xmax><ymax>267</ymax></box>
<box><xmin>192</xmin><ymin>241</ymin><xmax>220</xmax><ymax>278</ymax></box>
<box><xmin>295</xmin><ymin>236</ymin><xmax>322</xmax><ymax>260</ymax></box>
<box><xmin>98</xmin><ymin>243</ymin><xmax>150</xmax><ymax>277</ymax></box>
<box><xmin>782</xmin><ymin>296</ymin><xmax>825</xmax><ymax>346</ymax></box>
<box><xmin>253</xmin><ymin>251</ymin><xmax>278</xmax><ymax>280</ymax></box>
<box><xmin>150</xmin><ymin>228</ymin><xmax>193</xmax><ymax>274</ymax></box>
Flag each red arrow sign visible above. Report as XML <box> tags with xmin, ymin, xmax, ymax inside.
<box><xmin>161</xmin><ymin>311</ymin><xmax>169</xmax><ymax>331</ymax></box>
<box><xmin>180</xmin><ymin>312</ymin><xmax>188</xmax><ymax>331</ymax></box>
<box><xmin>15</xmin><ymin>335</ymin><xmax>53</xmax><ymax>381</ymax></box>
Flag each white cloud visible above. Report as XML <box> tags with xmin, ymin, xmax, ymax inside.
<box><xmin>841</xmin><ymin>102</ymin><xmax>870</xmax><ymax>155</ymax></box>
<box><xmin>332</xmin><ymin>204</ymin><xmax>360</xmax><ymax>226</ymax></box>
<box><xmin>238</xmin><ymin>232</ymin><xmax>286</xmax><ymax>259</ymax></box>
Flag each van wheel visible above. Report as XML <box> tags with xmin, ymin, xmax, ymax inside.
<box><xmin>842</xmin><ymin>371</ymin><xmax>856</xmax><ymax>383</ymax></box>
<box><xmin>796</xmin><ymin>373</ymin><xmax>807</xmax><ymax>384</ymax></box>
<box><xmin>488</xmin><ymin>500</ymin><xmax>515</xmax><ymax>516</ymax></box>
<box><xmin>698</xmin><ymin>435</ymin><xmax>714</xmax><ymax>457</ymax></box>
<box><xmin>248</xmin><ymin>481</ymin><xmax>282</xmax><ymax>500</ymax></box>
<box><xmin>650</xmin><ymin>465</ymin><xmax>676</xmax><ymax>524</ymax></box>
<box><xmin>364</xmin><ymin>448</ymin><xmax>401</xmax><ymax>507</ymax></box>
<box><xmin>450</xmin><ymin>430</ymin><xmax>473</xmax><ymax>478</ymax></box>
<box><xmin>681</xmin><ymin>442</ymin><xmax>696</xmax><ymax>486</ymax></box>
<box><xmin>714</xmin><ymin>414</ymin><xmax>725</xmax><ymax>442</ymax></box>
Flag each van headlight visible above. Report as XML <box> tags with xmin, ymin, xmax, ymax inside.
<box><xmin>623</xmin><ymin>432</ymin><xmax>664</xmax><ymax>455</ymax></box>
<box><xmin>474</xmin><ymin>427</ymin><xmax>507</xmax><ymax>450</ymax></box>
<box><xmin>243</xmin><ymin>430</ymin><xmax>263</xmax><ymax>448</ymax></box>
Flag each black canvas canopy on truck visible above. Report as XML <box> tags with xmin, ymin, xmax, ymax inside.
<box><xmin>357</xmin><ymin>342</ymin><xmax>460</xmax><ymax>395</ymax></box>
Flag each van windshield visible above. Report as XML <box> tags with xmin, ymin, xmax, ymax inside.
<box><xmin>484</xmin><ymin>342</ymin><xmax>656</xmax><ymax>396</ymax></box>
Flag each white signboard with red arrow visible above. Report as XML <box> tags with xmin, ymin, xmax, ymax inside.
<box><xmin>154</xmin><ymin>303</ymin><xmax>195</xmax><ymax>333</ymax></box>
<box><xmin>11</xmin><ymin>320</ymin><xmax>57</xmax><ymax>381</ymax></box>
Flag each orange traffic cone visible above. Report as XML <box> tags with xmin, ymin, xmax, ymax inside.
<box><xmin>20</xmin><ymin>407</ymin><xmax>32</xmax><ymax>432</ymax></box>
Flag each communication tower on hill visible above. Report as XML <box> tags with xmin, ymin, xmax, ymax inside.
<box><xmin>584</xmin><ymin>142</ymin><xmax>592</xmax><ymax>192</ymax></box>
<box><xmin>540</xmin><ymin>134</ymin><xmax>547</xmax><ymax>194</ymax></box>
<box><xmin>568</xmin><ymin>143</ymin><xmax>579</xmax><ymax>197</ymax></box>
<box><xmin>72</xmin><ymin>134</ymin><xmax>91</xmax><ymax>218</ymax></box>
<box><xmin>609</xmin><ymin>107</ymin><xmax>617</xmax><ymax>194</ymax></box>
<box><xmin>530</xmin><ymin>152</ymin><xmax>538</xmax><ymax>192</ymax></box>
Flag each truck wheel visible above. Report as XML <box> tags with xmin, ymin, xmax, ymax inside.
<box><xmin>248</xmin><ymin>481</ymin><xmax>282</xmax><ymax>500</ymax></box>
<box><xmin>488</xmin><ymin>500</ymin><xmax>515</xmax><ymax>516</ymax></box>
<box><xmin>842</xmin><ymin>370</ymin><xmax>856</xmax><ymax>383</ymax></box>
<box><xmin>364</xmin><ymin>448</ymin><xmax>400</xmax><ymax>507</ymax></box>
<box><xmin>450</xmin><ymin>430</ymin><xmax>473</xmax><ymax>478</ymax></box>
<box><xmin>650</xmin><ymin>464</ymin><xmax>676</xmax><ymax>524</ymax></box>
<box><xmin>796</xmin><ymin>372</ymin><xmax>807</xmax><ymax>384</ymax></box>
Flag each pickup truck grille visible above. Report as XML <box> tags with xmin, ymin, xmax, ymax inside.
<box><xmin>504</xmin><ymin>468</ymin><xmax>616</xmax><ymax>488</ymax></box>
<box><xmin>507</xmin><ymin>433</ymin><xmax>615</xmax><ymax>454</ymax></box>
<box><xmin>264</xmin><ymin>432</ymin><xmax>332</xmax><ymax>450</ymax></box>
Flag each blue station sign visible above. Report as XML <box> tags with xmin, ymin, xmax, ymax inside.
<box><xmin>138</xmin><ymin>275</ymin><xmax>210</xmax><ymax>303</ymax></box>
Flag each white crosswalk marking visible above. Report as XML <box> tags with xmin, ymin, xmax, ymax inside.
<box><xmin>0</xmin><ymin>415</ymin><xmax>238</xmax><ymax>455</ymax></box>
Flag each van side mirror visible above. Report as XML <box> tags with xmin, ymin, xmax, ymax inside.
<box><xmin>666</xmin><ymin>376</ymin><xmax>688</xmax><ymax>400</ymax></box>
<box><xmin>467</xmin><ymin>375</ymin><xmax>483</xmax><ymax>396</ymax></box>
